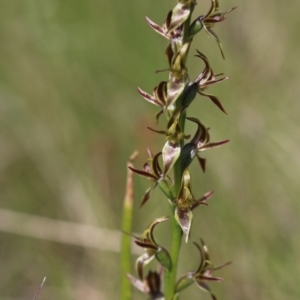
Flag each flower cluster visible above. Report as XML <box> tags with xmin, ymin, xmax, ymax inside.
<box><xmin>126</xmin><ymin>0</ymin><xmax>235</xmax><ymax>299</ymax></box>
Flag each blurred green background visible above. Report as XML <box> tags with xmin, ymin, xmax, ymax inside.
<box><xmin>1</xmin><ymin>0</ymin><xmax>300</xmax><ymax>299</ymax></box>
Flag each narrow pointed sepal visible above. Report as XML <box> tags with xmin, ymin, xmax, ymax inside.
<box><xmin>205</xmin><ymin>26</ymin><xmax>225</xmax><ymax>59</ymax></box>
<box><xmin>198</xmin><ymin>90</ymin><xmax>227</xmax><ymax>114</ymax></box>
<box><xmin>137</xmin><ymin>87</ymin><xmax>161</xmax><ymax>107</ymax></box>
<box><xmin>195</xmin><ymin>282</ymin><xmax>217</xmax><ymax>300</ymax></box>
<box><xmin>128</xmin><ymin>166</ymin><xmax>157</xmax><ymax>180</ymax></box>
<box><xmin>198</xmin><ymin>139</ymin><xmax>229</xmax><ymax>151</ymax></box>
<box><xmin>127</xmin><ymin>273</ymin><xmax>150</xmax><ymax>294</ymax></box>
<box><xmin>136</xmin><ymin>252</ymin><xmax>155</xmax><ymax>280</ymax></box>
<box><xmin>197</xmin><ymin>156</ymin><xmax>206</xmax><ymax>172</ymax></box>
<box><xmin>127</xmin><ymin>271</ymin><xmax>164</xmax><ymax>299</ymax></box>
<box><xmin>191</xmin><ymin>190</ymin><xmax>214</xmax><ymax>210</ymax></box>
<box><xmin>145</xmin><ymin>16</ymin><xmax>168</xmax><ymax>39</ymax></box>
<box><xmin>140</xmin><ymin>185</ymin><xmax>156</xmax><ymax>208</ymax></box>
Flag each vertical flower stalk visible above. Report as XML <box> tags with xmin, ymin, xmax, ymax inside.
<box><xmin>122</xmin><ymin>0</ymin><xmax>236</xmax><ymax>299</ymax></box>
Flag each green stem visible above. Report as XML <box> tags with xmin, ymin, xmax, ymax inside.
<box><xmin>164</xmin><ymin>157</ymin><xmax>184</xmax><ymax>300</ymax></box>
<box><xmin>120</xmin><ymin>158</ymin><xmax>135</xmax><ymax>300</ymax></box>
<box><xmin>164</xmin><ymin>205</ymin><xmax>183</xmax><ymax>300</ymax></box>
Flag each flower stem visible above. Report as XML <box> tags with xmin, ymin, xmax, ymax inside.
<box><xmin>164</xmin><ymin>214</ymin><xmax>182</xmax><ymax>300</ymax></box>
<box><xmin>164</xmin><ymin>122</ymin><xmax>186</xmax><ymax>300</ymax></box>
<box><xmin>164</xmin><ymin>5</ymin><xmax>195</xmax><ymax>298</ymax></box>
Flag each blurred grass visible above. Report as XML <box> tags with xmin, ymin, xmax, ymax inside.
<box><xmin>1</xmin><ymin>0</ymin><xmax>300</xmax><ymax>299</ymax></box>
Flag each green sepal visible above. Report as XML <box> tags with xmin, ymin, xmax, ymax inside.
<box><xmin>181</xmin><ymin>82</ymin><xmax>198</xmax><ymax>107</ymax></box>
<box><xmin>180</xmin><ymin>142</ymin><xmax>197</xmax><ymax>171</ymax></box>
<box><xmin>155</xmin><ymin>247</ymin><xmax>172</xmax><ymax>271</ymax></box>
<box><xmin>171</xmin><ymin>294</ymin><xmax>180</xmax><ymax>300</ymax></box>
<box><xmin>174</xmin><ymin>273</ymin><xmax>194</xmax><ymax>293</ymax></box>
<box><xmin>166</xmin><ymin>106</ymin><xmax>189</xmax><ymax>142</ymax></box>
<box><xmin>169</xmin><ymin>39</ymin><xmax>183</xmax><ymax>66</ymax></box>
<box><xmin>188</xmin><ymin>17</ymin><xmax>204</xmax><ymax>39</ymax></box>
<box><xmin>171</xmin><ymin>42</ymin><xmax>190</xmax><ymax>73</ymax></box>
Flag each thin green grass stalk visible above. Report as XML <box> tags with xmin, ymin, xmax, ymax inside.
<box><xmin>164</xmin><ymin>207</ymin><xmax>182</xmax><ymax>300</ymax></box>
<box><xmin>121</xmin><ymin>152</ymin><xmax>138</xmax><ymax>300</ymax></box>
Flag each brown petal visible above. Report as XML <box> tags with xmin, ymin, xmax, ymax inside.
<box><xmin>199</xmin><ymin>139</ymin><xmax>229</xmax><ymax>151</ymax></box>
<box><xmin>152</xmin><ymin>152</ymin><xmax>163</xmax><ymax>178</ymax></box>
<box><xmin>147</xmin><ymin>126</ymin><xmax>167</xmax><ymax>135</ymax></box>
<box><xmin>137</xmin><ymin>87</ymin><xmax>162</xmax><ymax>107</ymax></box>
<box><xmin>127</xmin><ymin>273</ymin><xmax>149</xmax><ymax>294</ymax></box>
<box><xmin>204</xmin><ymin>0</ymin><xmax>218</xmax><ymax>19</ymax></box>
<box><xmin>198</xmin><ymin>90</ymin><xmax>227</xmax><ymax>114</ymax></box>
<box><xmin>191</xmin><ymin>190</ymin><xmax>214</xmax><ymax>210</ymax></box>
<box><xmin>140</xmin><ymin>185</ymin><xmax>156</xmax><ymax>208</ymax></box>
<box><xmin>136</xmin><ymin>252</ymin><xmax>155</xmax><ymax>280</ymax></box>
<box><xmin>165</xmin><ymin>43</ymin><xmax>175</xmax><ymax>67</ymax></box>
<box><xmin>154</xmin><ymin>81</ymin><xmax>168</xmax><ymax>105</ymax></box>
<box><xmin>145</xmin><ymin>16</ymin><xmax>168</xmax><ymax>39</ymax></box>
<box><xmin>196</xmin><ymin>155</ymin><xmax>206</xmax><ymax>173</ymax></box>
<box><xmin>187</xmin><ymin>117</ymin><xmax>210</xmax><ymax>146</ymax></box>
<box><xmin>128</xmin><ymin>166</ymin><xmax>157</xmax><ymax>180</ymax></box>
